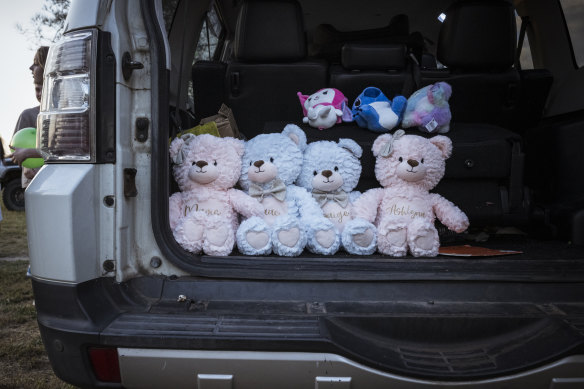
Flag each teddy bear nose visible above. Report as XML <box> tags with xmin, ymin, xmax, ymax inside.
<box><xmin>322</xmin><ymin>170</ymin><xmax>333</xmax><ymax>178</ymax></box>
<box><xmin>253</xmin><ymin>160</ymin><xmax>264</xmax><ymax>168</ymax></box>
<box><xmin>407</xmin><ymin>159</ymin><xmax>419</xmax><ymax>167</ymax></box>
<box><xmin>195</xmin><ymin>160</ymin><xmax>208</xmax><ymax>168</ymax></box>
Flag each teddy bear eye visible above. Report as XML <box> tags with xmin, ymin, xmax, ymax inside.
<box><xmin>421</xmin><ymin>158</ymin><xmax>424</xmax><ymax>164</ymax></box>
<box><xmin>192</xmin><ymin>161</ymin><xmax>196</xmax><ymax>166</ymax></box>
<box><xmin>313</xmin><ymin>171</ymin><xmax>318</xmax><ymax>176</ymax></box>
<box><xmin>323</xmin><ymin>90</ymin><xmax>328</xmax><ymax>95</ymax></box>
<box><xmin>213</xmin><ymin>160</ymin><xmax>217</xmax><ymax>166</ymax></box>
<box><xmin>354</xmin><ymin>99</ymin><xmax>361</xmax><ymax>107</ymax></box>
<box><xmin>398</xmin><ymin>157</ymin><xmax>403</xmax><ymax>162</ymax></box>
<box><xmin>334</xmin><ymin>166</ymin><xmax>338</xmax><ymax>171</ymax></box>
<box><xmin>270</xmin><ymin>157</ymin><xmax>274</xmax><ymax>163</ymax></box>
<box><xmin>249</xmin><ymin>161</ymin><xmax>252</xmax><ymax>166</ymax></box>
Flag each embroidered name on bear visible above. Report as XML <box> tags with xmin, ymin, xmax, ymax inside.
<box><xmin>184</xmin><ymin>203</ymin><xmax>222</xmax><ymax>216</ymax></box>
<box><xmin>323</xmin><ymin>210</ymin><xmax>351</xmax><ymax>224</ymax></box>
<box><xmin>387</xmin><ymin>203</ymin><xmax>426</xmax><ymax>219</ymax></box>
<box><xmin>264</xmin><ymin>208</ymin><xmax>281</xmax><ymax>217</ymax></box>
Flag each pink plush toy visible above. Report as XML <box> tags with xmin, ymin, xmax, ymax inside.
<box><xmin>345</xmin><ymin>130</ymin><xmax>469</xmax><ymax>257</ymax></box>
<box><xmin>297</xmin><ymin>88</ymin><xmax>353</xmax><ymax>130</ymax></box>
<box><xmin>169</xmin><ymin>134</ymin><xmax>263</xmax><ymax>256</ymax></box>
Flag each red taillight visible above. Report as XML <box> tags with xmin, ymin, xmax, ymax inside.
<box><xmin>88</xmin><ymin>347</ymin><xmax>121</xmax><ymax>383</ymax></box>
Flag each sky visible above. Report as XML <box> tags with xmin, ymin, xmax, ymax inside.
<box><xmin>0</xmin><ymin>0</ymin><xmax>46</xmax><ymax>152</ymax></box>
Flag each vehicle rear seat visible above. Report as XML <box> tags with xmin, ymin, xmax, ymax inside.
<box><xmin>309</xmin><ymin>13</ymin><xmax>411</xmax><ymax>64</ymax></box>
<box><xmin>417</xmin><ymin>0</ymin><xmax>530</xmax><ymax>225</ymax></box>
<box><xmin>420</xmin><ymin>0</ymin><xmax>552</xmax><ymax>133</ymax></box>
<box><xmin>421</xmin><ymin>0</ymin><xmax>520</xmax><ymax>128</ymax></box>
<box><xmin>329</xmin><ymin>43</ymin><xmax>411</xmax><ymax>104</ymax></box>
<box><xmin>225</xmin><ymin>0</ymin><xmax>328</xmax><ymax>138</ymax></box>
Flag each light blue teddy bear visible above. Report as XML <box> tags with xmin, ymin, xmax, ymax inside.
<box><xmin>236</xmin><ymin>124</ymin><xmax>340</xmax><ymax>256</ymax></box>
<box><xmin>351</xmin><ymin>87</ymin><xmax>408</xmax><ymax>133</ymax></box>
<box><xmin>296</xmin><ymin>138</ymin><xmax>377</xmax><ymax>255</ymax></box>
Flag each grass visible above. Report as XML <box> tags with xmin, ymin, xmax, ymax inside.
<box><xmin>0</xmin><ymin>201</ymin><xmax>29</xmax><ymax>258</ymax></box>
<box><xmin>0</xmin><ymin>203</ymin><xmax>76</xmax><ymax>388</ymax></box>
<box><xmin>0</xmin><ymin>261</ymin><xmax>76</xmax><ymax>389</ymax></box>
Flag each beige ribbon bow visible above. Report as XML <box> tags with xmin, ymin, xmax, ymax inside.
<box><xmin>249</xmin><ymin>179</ymin><xmax>287</xmax><ymax>202</ymax></box>
<box><xmin>380</xmin><ymin>129</ymin><xmax>406</xmax><ymax>157</ymax></box>
<box><xmin>312</xmin><ymin>189</ymin><xmax>349</xmax><ymax>208</ymax></box>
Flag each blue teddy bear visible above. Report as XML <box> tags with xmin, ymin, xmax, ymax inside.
<box><xmin>236</xmin><ymin>124</ymin><xmax>340</xmax><ymax>256</ymax></box>
<box><xmin>351</xmin><ymin>87</ymin><xmax>407</xmax><ymax>133</ymax></box>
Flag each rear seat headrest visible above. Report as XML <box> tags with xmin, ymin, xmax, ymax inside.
<box><xmin>234</xmin><ymin>0</ymin><xmax>306</xmax><ymax>62</ymax></box>
<box><xmin>342</xmin><ymin>43</ymin><xmax>407</xmax><ymax>71</ymax></box>
<box><xmin>438</xmin><ymin>0</ymin><xmax>516</xmax><ymax>71</ymax></box>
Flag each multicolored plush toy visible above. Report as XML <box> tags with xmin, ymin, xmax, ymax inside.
<box><xmin>169</xmin><ymin>134</ymin><xmax>263</xmax><ymax>256</ymax></box>
<box><xmin>402</xmin><ymin>82</ymin><xmax>452</xmax><ymax>133</ymax></box>
<box><xmin>296</xmin><ymin>138</ymin><xmax>376</xmax><ymax>255</ymax></box>
<box><xmin>236</xmin><ymin>124</ymin><xmax>339</xmax><ymax>256</ymax></box>
<box><xmin>297</xmin><ymin>88</ymin><xmax>352</xmax><ymax>130</ymax></box>
<box><xmin>343</xmin><ymin>130</ymin><xmax>469</xmax><ymax>257</ymax></box>
<box><xmin>351</xmin><ymin>87</ymin><xmax>407</xmax><ymax>133</ymax></box>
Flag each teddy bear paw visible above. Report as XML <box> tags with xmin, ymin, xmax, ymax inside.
<box><xmin>353</xmin><ymin>228</ymin><xmax>374</xmax><ymax>248</ymax></box>
<box><xmin>378</xmin><ymin>227</ymin><xmax>408</xmax><ymax>256</ymax></box>
<box><xmin>277</xmin><ymin>227</ymin><xmax>301</xmax><ymax>248</ymax></box>
<box><xmin>183</xmin><ymin>220</ymin><xmax>204</xmax><ymax>242</ymax></box>
<box><xmin>173</xmin><ymin>220</ymin><xmax>204</xmax><ymax>254</ymax></box>
<box><xmin>341</xmin><ymin>219</ymin><xmax>376</xmax><ymax>255</ymax></box>
<box><xmin>383</xmin><ymin>228</ymin><xmax>407</xmax><ymax>246</ymax></box>
<box><xmin>315</xmin><ymin>229</ymin><xmax>337</xmax><ymax>249</ymax></box>
<box><xmin>246</xmin><ymin>231</ymin><xmax>270</xmax><ymax>250</ymax></box>
<box><xmin>206</xmin><ymin>226</ymin><xmax>230</xmax><ymax>247</ymax></box>
<box><xmin>236</xmin><ymin>217</ymin><xmax>273</xmax><ymax>255</ymax></box>
<box><xmin>407</xmin><ymin>220</ymin><xmax>439</xmax><ymax>257</ymax></box>
<box><xmin>272</xmin><ymin>222</ymin><xmax>307</xmax><ymax>257</ymax></box>
<box><xmin>409</xmin><ymin>229</ymin><xmax>439</xmax><ymax>257</ymax></box>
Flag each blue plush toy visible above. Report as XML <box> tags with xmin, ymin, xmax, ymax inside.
<box><xmin>351</xmin><ymin>87</ymin><xmax>407</xmax><ymax>133</ymax></box>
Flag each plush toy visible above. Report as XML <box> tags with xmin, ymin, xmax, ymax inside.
<box><xmin>351</xmin><ymin>87</ymin><xmax>407</xmax><ymax>133</ymax></box>
<box><xmin>402</xmin><ymin>82</ymin><xmax>452</xmax><ymax>134</ymax></box>
<box><xmin>297</xmin><ymin>88</ymin><xmax>352</xmax><ymax>130</ymax></box>
<box><xmin>236</xmin><ymin>124</ymin><xmax>340</xmax><ymax>256</ymax></box>
<box><xmin>296</xmin><ymin>139</ymin><xmax>377</xmax><ymax>255</ymax></box>
<box><xmin>169</xmin><ymin>134</ymin><xmax>263</xmax><ymax>256</ymax></box>
<box><xmin>343</xmin><ymin>130</ymin><xmax>469</xmax><ymax>257</ymax></box>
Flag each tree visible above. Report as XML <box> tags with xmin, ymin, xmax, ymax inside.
<box><xmin>17</xmin><ymin>0</ymin><xmax>70</xmax><ymax>46</ymax></box>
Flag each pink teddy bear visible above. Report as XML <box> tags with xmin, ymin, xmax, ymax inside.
<box><xmin>169</xmin><ymin>134</ymin><xmax>263</xmax><ymax>256</ymax></box>
<box><xmin>343</xmin><ymin>130</ymin><xmax>469</xmax><ymax>257</ymax></box>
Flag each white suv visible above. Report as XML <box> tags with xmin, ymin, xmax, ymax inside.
<box><xmin>27</xmin><ymin>0</ymin><xmax>584</xmax><ymax>387</ymax></box>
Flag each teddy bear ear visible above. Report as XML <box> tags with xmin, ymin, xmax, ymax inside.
<box><xmin>430</xmin><ymin>135</ymin><xmax>453</xmax><ymax>159</ymax></box>
<box><xmin>338</xmin><ymin>138</ymin><xmax>363</xmax><ymax>158</ymax></box>
<box><xmin>223</xmin><ymin>136</ymin><xmax>245</xmax><ymax>157</ymax></box>
<box><xmin>169</xmin><ymin>134</ymin><xmax>197</xmax><ymax>164</ymax></box>
<box><xmin>169</xmin><ymin>137</ymin><xmax>186</xmax><ymax>164</ymax></box>
<box><xmin>282</xmin><ymin>124</ymin><xmax>307</xmax><ymax>151</ymax></box>
<box><xmin>372</xmin><ymin>133</ymin><xmax>394</xmax><ymax>157</ymax></box>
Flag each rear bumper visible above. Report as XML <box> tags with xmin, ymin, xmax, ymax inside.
<box><xmin>118</xmin><ymin>350</ymin><xmax>584</xmax><ymax>389</ymax></box>
<box><xmin>33</xmin><ymin>276</ymin><xmax>584</xmax><ymax>388</ymax></box>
